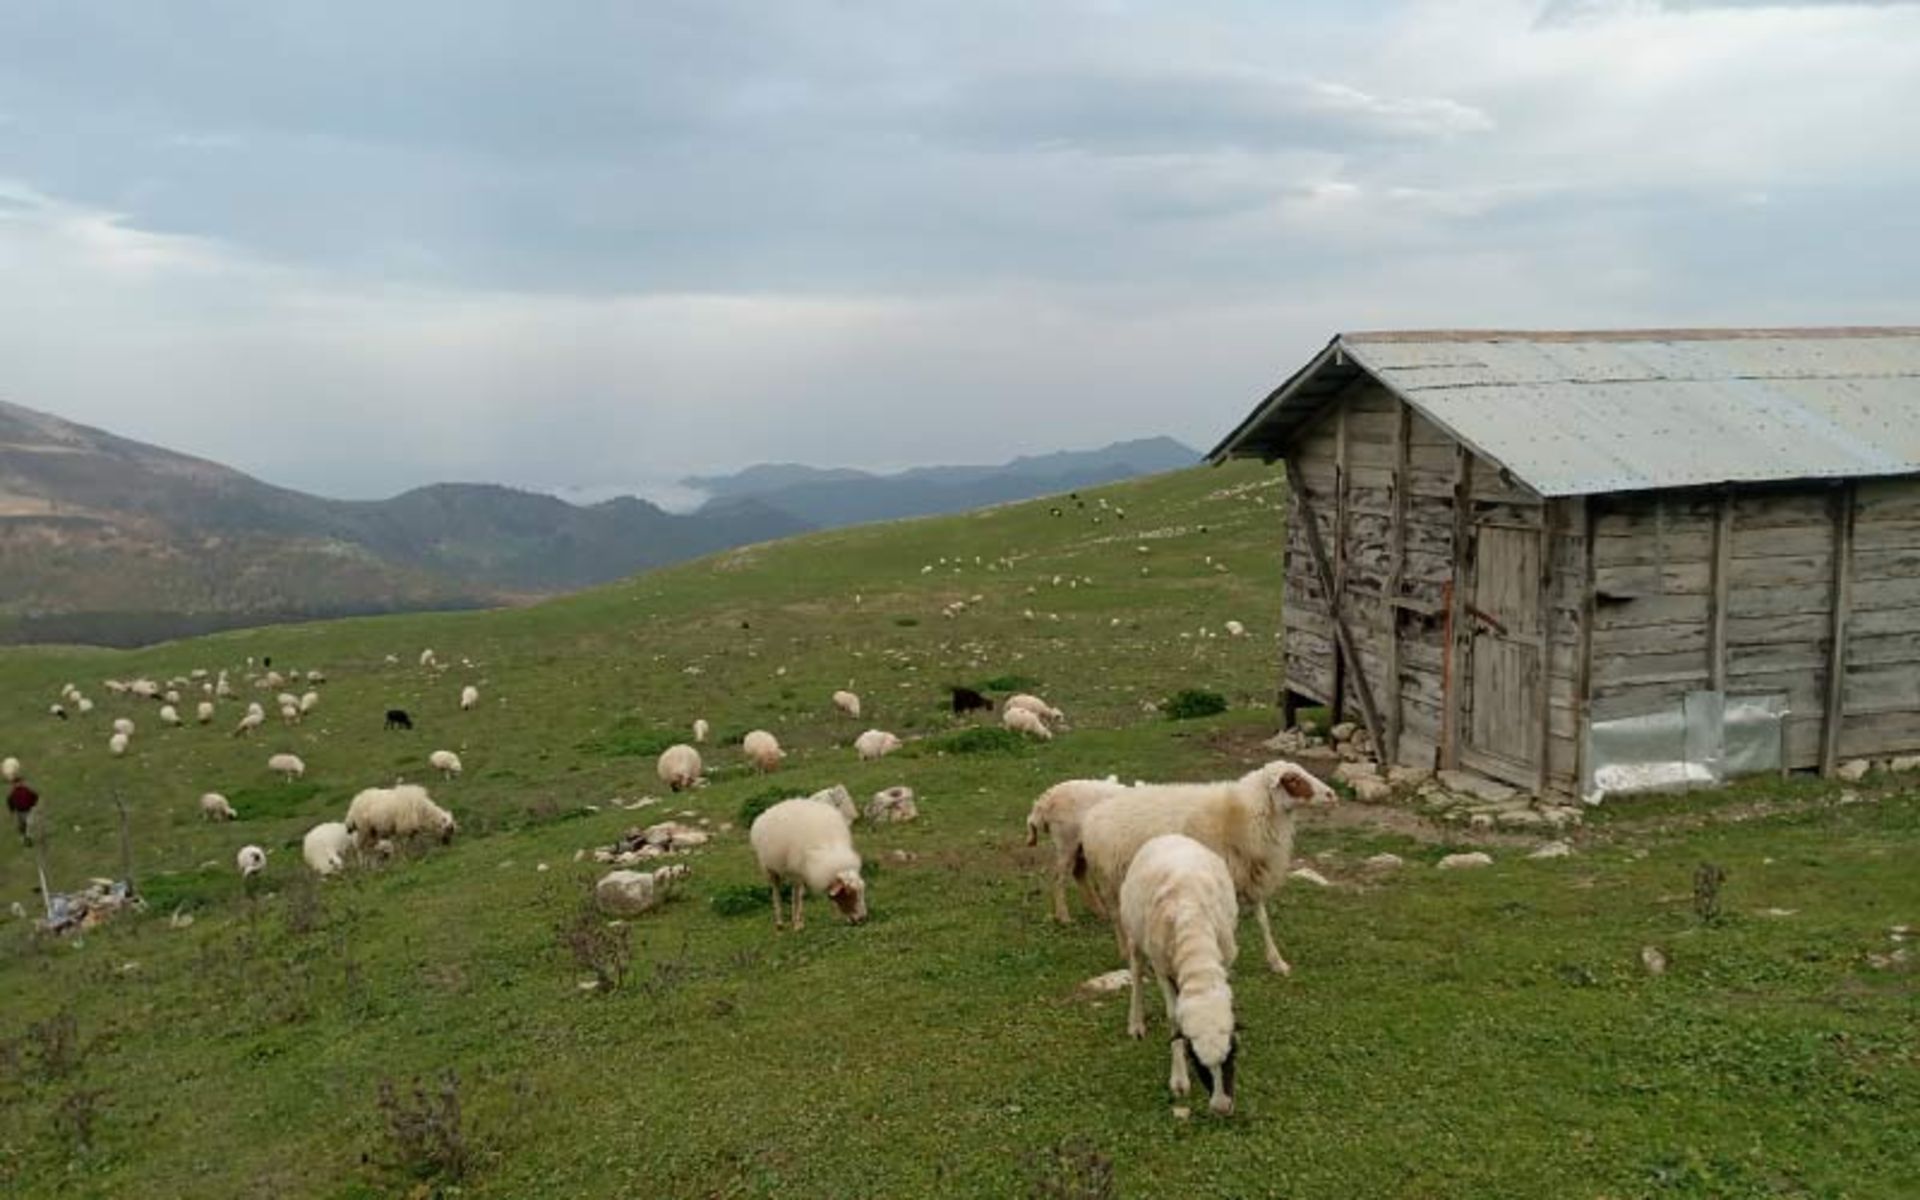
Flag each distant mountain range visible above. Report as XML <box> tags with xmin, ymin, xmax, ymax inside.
<box><xmin>0</xmin><ymin>399</ymin><xmax>1196</xmax><ymax>646</ymax></box>
<box><xmin>682</xmin><ymin>436</ymin><xmax>1197</xmax><ymax>527</ymax></box>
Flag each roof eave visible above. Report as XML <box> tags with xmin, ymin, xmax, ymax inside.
<box><xmin>1204</xmin><ymin>336</ymin><xmax>1344</xmax><ymax>464</ymax></box>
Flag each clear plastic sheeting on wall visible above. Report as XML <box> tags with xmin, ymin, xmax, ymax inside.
<box><xmin>1584</xmin><ymin>691</ymin><xmax>1786</xmax><ymax>805</ymax></box>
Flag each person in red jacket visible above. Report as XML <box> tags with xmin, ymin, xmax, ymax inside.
<box><xmin>7</xmin><ymin>779</ymin><xmax>38</xmax><ymax>843</ymax></box>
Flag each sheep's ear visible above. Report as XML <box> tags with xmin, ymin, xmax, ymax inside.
<box><xmin>1278</xmin><ymin>769</ymin><xmax>1316</xmax><ymax>801</ymax></box>
<box><xmin>827</xmin><ymin>880</ymin><xmax>847</xmax><ymax>898</ymax></box>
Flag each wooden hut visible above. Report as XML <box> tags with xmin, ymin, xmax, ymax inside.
<box><xmin>1208</xmin><ymin>328</ymin><xmax>1920</xmax><ymax>797</ymax></box>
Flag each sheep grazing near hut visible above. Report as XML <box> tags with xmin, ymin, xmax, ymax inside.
<box><xmin>749</xmin><ymin>798</ymin><xmax>868</xmax><ymax>931</ymax></box>
<box><xmin>1026</xmin><ymin>776</ymin><xmax>1130</xmax><ymax>925</ymax></box>
<box><xmin>1077</xmin><ymin>760</ymin><xmax>1335</xmax><ymax>976</ymax></box>
<box><xmin>1120</xmin><ymin>834</ymin><xmax>1241</xmax><ymax>1116</ymax></box>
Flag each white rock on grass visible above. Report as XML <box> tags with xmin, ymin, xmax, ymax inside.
<box><xmin>1640</xmin><ymin>945</ymin><xmax>1668</xmax><ymax>976</ymax></box>
<box><xmin>1362</xmin><ymin>853</ymin><xmax>1404</xmax><ymax>871</ymax></box>
<box><xmin>1288</xmin><ymin>867</ymin><xmax>1332</xmax><ymax>888</ymax></box>
<box><xmin>1437</xmin><ymin>852</ymin><xmax>1494</xmax><ymax>871</ymax></box>
<box><xmin>1527</xmin><ymin>841</ymin><xmax>1573</xmax><ymax>860</ymax></box>
<box><xmin>865</xmin><ymin>786</ymin><xmax>918</xmax><ymax>823</ymax></box>
<box><xmin>1436</xmin><ymin>770</ymin><xmax>1518</xmax><ymax>804</ymax></box>
<box><xmin>1078</xmin><ymin>968</ymin><xmax>1134</xmax><ymax>996</ymax></box>
<box><xmin>1836</xmin><ymin>759</ymin><xmax>1871</xmax><ymax>783</ymax></box>
<box><xmin>1888</xmin><ymin>755</ymin><xmax>1920</xmax><ymax>773</ymax></box>
<box><xmin>594</xmin><ymin>864</ymin><xmax>689</xmax><ymax>916</ymax></box>
<box><xmin>1353</xmin><ymin>779</ymin><xmax>1393</xmax><ymax>804</ymax></box>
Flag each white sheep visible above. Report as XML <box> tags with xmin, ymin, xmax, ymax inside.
<box><xmin>277</xmin><ymin>691</ymin><xmax>300</xmax><ymax>711</ymax></box>
<box><xmin>419</xmin><ymin>649</ymin><xmax>437</xmax><ymax>668</ymax></box>
<box><xmin>1003</xmin><ymin>706</ymin><xmax>1053</xmax><ymax>740</ymax></box>
<box><xmin>1</xmin><ymin>757</ymin><xmax>19</xmax><ymax>783</ymax></box>
<box><xmin>159</xmin><ymin>704</ymin><xmax>181</xmax><ymax>727</ymax></box>
<box><xmin>1005</xmin><ymin>693</ymin><xmax>1065</xmax><ymax>722</ymax></box>
<box><xmin>749</xmin><ymin>798</ymin><xmax>868</xmax><ymax>931</ymax></box>
<box><xmin>112</xmin><ymin>717</ymin><xmax>135</xmax><ymax>737</ymax></box>
<box><xmin>302</xmin><ymin>822</ymin><xmax>353</xmax><ymax>876</ymax></box>
<box><xmin>1078</xmin><ymin>760</ymin><xmax>1336</xmax><ymax>976</ymax></box>
<box><xmin>232</xmin><ymin>710</ymin><xmax>264</xmax><ymax>737</ymax></box>
<box><xmin>236</xmin><ymin>844</ymin><xmax>267</xmax><ymax>878</ymax></box>
<box><xmin>280</xmin><ymin>703</ymin><xmax>300</xmax><ymax>725</ymax></box>
<box><xmin>108</xmin><ymin>732</ymin><xmax>129</xmax><ymax>756</ymax></box>
<box><xmin>164</xmin><ymin>689</ymin><xmax>181</xmax><ymax>705</ymax></box>
<box><xmin>853</xmin><ymin>729</ymin><xmax>903</xmax><ymax>761</ymax></box>
<box><xmin>656</xmin><ymin>744</ymin><xmax>703</xmax><ymax>792</ymax></box>
<box><xmin>1025</xmin><ymin>776</ymin><xmax>1130</xmax><ymax>925</ymax></box>
<box><xmin>832</xmin><ymin>689</ymin><xmax>862</xmax><ymax>719</ymax></box>
<box><xmin>344</xmin><ymin>784</ymin><xmax>456</xmax><ymax>850</ymax></box>
<box><xmin>76</xmin><ymin>697</ymin><xmax>94</xmax><ymax>715</ymax></box>
<box><xmin>306</xmin><ymin>670</ymin><xmax>325</xmax><ymax>684</ymax></box>
<box><xmin>49</xmin><ymin>704</ymin><xmax>67</xmax><ymax>720</ymax></box>
<box><xmin>1121</xmin><ymin>833</ymin><xmax>1241</xmax><ymax>1115</ymax></box>
<box><xmin>692</xmin><ymin>718</ymin><xmax>710</xmax><ymax>744</ymax></box>
<box><xmin>429</xmin><ymin>749</ymin><xmax>464</xmax><ymax>779</ymax></box>
<box><xmin>299</xmin><ymin>691</ymin><xmax>320</xmax><ymax>715</ymax></box>
<box><xmin>199</xmin><ymin>792</ymin><xmax>238</xmax><ymax>821</ymax></box>
<box><xmin>196</xmin><ymin>700</ymin><xmax>215</xmax><ymax>724</ymax></box>
<box><xmin>1224</xmin><ymin>620</ymin><xmax>1247</xmax><ymax>638</ymax></box>
<box><xmin>267</xmin><ymin>753</ymin><xmax>306</xmax><ymax>781</ymax></box>
<box><xmin>460</xmin><ymin>685</ymin><xmax>479</xmax><ymax>711</ymax></box>
<box><xmin>742</xmin><ymin>730</ymin><xmax>785</xmax><ymax>772</ymax></box>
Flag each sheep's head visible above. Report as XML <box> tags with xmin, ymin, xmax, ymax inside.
<box><xmin>826</xmin><ymin>870</ymin><xmax>868</xmax><ymax>924</ymax></box>
<box><xmin>1176</xmin><ymin>985</ymin><xmax>1239</xmax><ymax>1116</ymax></box>
<box><xmin>435</xmin><ymin>808</ymin><xmax>459</xmax><ymax>844</ymax></box>
<box><xmin>1257</xmin><ymin>760</ymin><xmax>1336</xmax><ymax>812</ymax></box>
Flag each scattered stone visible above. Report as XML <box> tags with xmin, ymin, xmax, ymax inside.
<box><xmin>890</xmin><ymin>849</ymin><xmax>918</xmax><ymax>864</ymax></box>
<box><xmin>1888</xmin><ymin>755</ymin><xmax>1920</xmax><ymax>774</ymax></box>
<box><xmin>1436</xmin><ymin>770</ymin><xmax>1519</xmax><ymax>804</ymax></box>
<box><xmin>1836</xmin><ymin>759</ymin><xmax>1871</xmax><ymax>782</ymax></box>
<box><xmin>1468</xmin><ymin>814</ymin><xmax>1495</xmax><ymax>832</ymax></box>
<box><xmin>1333</xmin><ymin>760</ymin><xmax>1380</xmax><ymax>786</ymax></box>
<box><xmin>1640</xmin><ymin>945</ymin><xmax>1668</xmax><ymax>976</ymax></box>
<box><xmin>1527</xmin><ymin>841</ymin><xmax>1573</xmax><ymax>860</ymax></box>
<box><xmin>1353</xmin><ymin>779</ymin><xmax>1394</xmax><ymax>805</ymax></box>
<box><xmin>1889</xmin><ymin>925</ymin><xmax>1913</xmax><ymax>942</ymax></box>
<box><xmin>1288</xmin><ymin>867</ymin><xmax>1332</xmax><ymax>888</ymax></box>
<box><xmin>41</xmin><ymin>878</ymin><xmax>140</xmax><ymax>934</ymax></box>
<box><xmin>1387</xmin><ymin>766</ymin><xmax>1433</xmax><ymax>789</ymax></box>
<box><xmin>594</xmin><ymin>864</ymin><xmax>689</xmax><ymax>916</ymax></box>
<box><xmin>1171</xmin><ymin>1106</ymin><xmax>1192</xmax><ymax>1121</ymax></box>
<box><xmin>1437</xmin><ymin>852</ymin><xmax>1494</xmax><ymax>871</ymax></box>
<box><xmin>1362</xmin><ymin>853</ymin><xmax>1404</xmax><ymax>871</ymax></box>
<box><xmin>1330</xmin><ymin>722</ymin><xmax>1358</xmax><ymax>743</ymax></box>
<box><xmin>167</xmin><ymin>909</ymin><xmax>195</xmax><ymax>930</ymax></box>
<box><xmin>1836</xmin><ymin>789</ymin><xmax>1865</xmax><ymax>806</ymax></box>
<box><xmin>1078</xmin><ymin>968</ymin><xmax>1134</xmax><ymax>996</ymax></box>
<box><xmin>1759</xmin><ymin>907</ymin><xmax>1797</xmax><ymax>918</ymax></box>
<box><xmin>1495</xmin><ymin>808</ymin><xmax>1550</xmax><ymax>831</ymax></box>
<box><xmin>866</xmin><ymin>786</ymin><xmax>919</xmax><ymax>823</ymax></box>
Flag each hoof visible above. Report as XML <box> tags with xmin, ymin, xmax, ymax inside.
<box><xmin>1127</xmin><ymin>1022</ymin><xmax>1146</xmax><ymax>1040</ymax></box>
<box><xmin>1267</xmin><ymin>954</ymin><xmax>1292</xmax><ymax>976</ymax></box>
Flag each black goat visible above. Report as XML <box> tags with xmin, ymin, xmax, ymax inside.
<box><xmin>384</xmin><ymin>708</ymin><xmax>413</xmax><ymax>731</ymax></box>
<box><xmin>950</xmin><ymin>686</ymin><xmax>994</xmax><ymax>715</ymax></box>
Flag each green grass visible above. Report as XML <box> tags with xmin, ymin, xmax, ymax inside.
<box><xmin>0</xmin><ymin>461</ymin><xmax>1916</xmax><ymax>1197</ymax></box>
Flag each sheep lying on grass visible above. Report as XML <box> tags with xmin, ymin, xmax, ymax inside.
<box><xmin>1026</xmin><ymin>776</ymin><xmax>1129</xmax><ymax>924</ymax></box>
<box><xmin>749</xmin><ymin>798</ymin><xmax>868</xmax><ymax>931</ymax></box>
<box><xmin>1078</xmin><ymin>760</ymin><xmax>1335</xmax><ymax>976</ymax></box>
<box><xmin>657</xmin><ymin>744</ymin><xmax>703</xmax><ymax>791</ymax></box>
<box><xmin>345</xmin><ymin>784</ymin><xmax>456</xmax><ymax>851</ymax></box>
<box><xmin>1121</xmin><ymin>833</ymin><xmax>1240</xmax><ymax>1115</ymax></box>
<box><xmin>200</xmin><ymin>792</ymin><xmax>237</xmax><ymax>821</ymax></box>
<box><xmin>302</xmin><ymin>821</ymin><xmax>353</xmax><ymax>876</ymax></box>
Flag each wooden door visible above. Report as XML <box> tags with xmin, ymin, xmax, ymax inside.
<box><xmin>1465</xmin><ymin>525</ymin><xmax>1543</xmax><ymax>776</ymax></box>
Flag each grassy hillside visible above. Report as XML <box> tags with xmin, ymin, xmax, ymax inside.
<box><xmin>0</xmin><ymin>462</ymin><xmax>1915</xmax><ymax>1198</ymax></box>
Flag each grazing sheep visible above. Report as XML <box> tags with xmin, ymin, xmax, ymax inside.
<box><xmin>1026</xmin><ymin>776</ymin><xmax>1130</xmax><ymax>924</ymax></box>
<box><xmin>832</xmin><ymin>690</ymin><xmax>862</xmax><ymax>718</ymax></box>
<box><xmin>742</xmin><ymin>730</ymin><xmax>785</xmax><ymax>772</ymax></box>
<box><xmin>280</xmin><ymin>704</ymin><xmax>301</xmax><ymax>725</ymax></box>
<box><xmin>692</xmin><ymin>718</ymin><xmax>709</xmax><ymax>744</ymax></box>
<box><xmin>159</xmin><ymin>705</ymin><xmax>181</xmax><ymax>726</ymax></box>
<box><xmin>113</xmin><ymin>717</ymin><xmax>135</xmax><ymax>737</ymax></box>
<box><xmin>237</xmin><ymin>844</ymin><xmax>267</xmax><ymax>878</ymax></box>
<box><xmin>299</xmin><ymin>691</ymin><xmax>320</xmax><ymax>715</ymax></box>
<box><xmin>749</xmin><ymin>798</ymin><xmax>868</xmax><ymax>931</ymax></box>
<box><xmin>1121</xmin><ymin>836</ymin><xmax>1241</xmax><ymax>1115</ymax></box>
<box><xmin>419</xmin><ymin>649</ymin><xmax>437</xmax><ymax>668</ymax></box>
<box><xmin>196</xmin><ymin>701</ymin><xmax>215</xmax><ymax>724</ymax></box>
<box><xmin>853</xmin><ymin>729</ymin><xmax>903</xmax><ymax>761</ymax></box>
<box><xmin>164</xmin><ymin>689</ymin><xmax>181</xmax><ymax>705</ymax></box>
<box><xmin>108</xmin><ymin>732</ymin><xmax>129</xmax><ymax>756</ymax></box>
<box><xmin>460</xmin><ymin>685</ymin><xmax>479</xmax><ymax>711</ymax></box>
<box><xmin>0</xmin><ymin>757</ymin><xmax>17</xmax><ymax>783</ymax></box>
<box><xmin>302</xmin><ymin>822</ymin><xmax>353</xmax><ymax>876</ymax></box>
<box><xmin>232</xmin><ymin>710</ymin><xmax>265</xmax><ymax>737</ymax></box>
<box><xmin>656</xmin><ymin>744</ymin><xmax>703</xmax><ymax>792</ymax></box>
<box><xmin>306</xmin><ymin>670</ymin><xmax>325</xmax><ymax>683</ymax></box>
<box><xmin>344</xmin><ymin>784</ymin><xmax>456</xmax><ymax>851</ymax></box>
<box><xmin>384</xmin><ymin>708</ymin><xmax>413</xmax><ymax>731</ymax></box>
<box><xmin>199</xmin><ymin>792</ymin><xmax>238</xmax><ymax>821</ymax></box>
<box><xmin>429</xmin><ymin>749</ymin><xmax>464</xmax><ymax>779</ymax></box>
<box><xmin>1002</xmin><ymin>706</ymin><xmax>1053</xmax><ymax>740</ymax></box>
<box><xmin>950</xmin><ymin>685</ymin><xmax>993</xmax><ymax>714</ymax></box>
<box><xmin>1006</xmin><ymin>693</ymin><xmax>1065</xmax><ymax>722</ymax></box>
<box><xmin>49</xmin><ymin>704</ymin><xmax>67</xmax><ymax>720</ymax></box>
<box><xmin>1077</xmin><ymin>760</ymin><xmax>1336</xmax><ymax>976</ymax></box>
<box><xmin>76</xmin><ymin>697</ymin><xmax>94</xmax><ymax>715</ymax></box>
<box><xmin>267</xmin><ymin>753</ymin><xmax>306</xmax><ymax>782</ymax></box>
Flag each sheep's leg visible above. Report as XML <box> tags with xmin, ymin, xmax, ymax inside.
<box><xmin>767</xmin><ymin>873</ymin><xmax>786</xmax><ymax>929</ymax></box>
<box><xmin>1125</xmin><ymin>938</ymin><xmax>1146</xmax><ymax>1039</ymax></box>
<box><xmin>1254</xmin><ymin>897</ymin><xmax>1291</xmax><ymax>976</ymax></box>
<box><xmin>791</xmin><ymin>883</ymin><xmax>806</xmax><ymax>931</ymax></box>
<box><xmin>1161</xmin><ymin>977</ymin><xmax>1190</xmax><ymax>1097</ymax></box>
<box><xmin>1051</xmin><ymin>850</ymin><xmax>1074</xmax><ymax>925</ymax></box>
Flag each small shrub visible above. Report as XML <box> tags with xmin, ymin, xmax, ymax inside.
<box><xmin>54</xmin><ymin>1088</ymin><xmax>108</xmax><ymax>1156</ymax></box>
<box><xmin>710</xmin><ymin>884</ymin><xmax>772</xmax><ymax>918</ymax></box>
<box><xmin>25</xmin><ymin>1010</ymin><xmax>81</xmax><ymax>1082</ymax></box>
<box><xmin>893</xmin><ymin>617</ymin><xmax>920</xmax><ymax>627</ymax></box>
<box><xmin>576</xmin><ymin>723</ymin><xmax>681</xmax><ymax>760</ymax></box>
<box><xmin>1163</xmin><ymin>689</ymin><xmax>1228</xmax><ymax>721</ymax></box>
<box><xmin>976</xmin><ymin>673</ymin><xmax>1041</xmax><ymax>694</ymax></box>
<box><xmin>224</xmin><ymin>780</ymin><xmax>327</xmax><ymax>822</ymax></box>
<box><xmin>138</xmin><ymin>867</ymin><xmax>227</xmax><ymax>914</ymax></box>
<box><xmin>1023</xmin><ymin>1137</ymin><xmax>1117</xmax><ymax>1200</ymax></box>
<box><xmin>555</xmin><ymin>886</ymin><xmax>631</xmax><ymax>991</ymax></box>
<box><xmin>935</xmin><ymin>727</ymin><xmax>1029</xmax><ymax>756</ymax></box>
<box><xmin>1694</xmin><ymin>863</ymin><xmax>1727</xmax><ymax>924</ymax></box>
<box><xmin>738</xmin><ymin>786</ymin><xmax>793</xmax><ymax>826</ymax></box>
<box><xmin>373</xmin><ymin>1071</ymin><xmax>472</xmax><ymax>1182</ymax></box>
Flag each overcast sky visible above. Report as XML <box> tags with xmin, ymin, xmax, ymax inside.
<box><xmin>2</xmin><ymin>1</ymin><xmax>1916</xmax><ymax>503</ymax></box>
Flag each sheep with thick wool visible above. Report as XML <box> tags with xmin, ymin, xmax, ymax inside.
<box><xmin>429</xmin><ymin>749</ymin><xmax>463</xmax><ymax>779</ymax></box>
<box><xmin>1120</xmin><ymin>834</ymin><xmax>1241</xmax><ymax>1115</ymax></box>
<box><xmin>1002</xmin><ymin>706</ymin><xmax>1053</xmax><ymax>740</ymax></box>
<box><xmin>749</xmin><ymin>798</ymin><xmax>868</xmax><ymax>931</ymax></box>
<box><xmin>232</xmin><ymin>710</ymin><xmax>264</xmax><ymax>737</ymax></box>
<box><xmin>302</xmin><ymin>822</ymin><xmax>354</xmax><ymax>876</ymax></box>
<box><xmin>742</xmin><ymin>730</ymin><xmax>785</xmax><ymax>772</ymax></box>
<box><xmin>267</xmin><ymin>753</ymin><xmax>306</xmax><ymax>781</ymax></box>
<box><xmin>831</xmin><ymin>690</ymin><xmax>862</xmax><ymax>719</ymax></box>
<box><xmin>237</xmin><ymin>844</ymin><xmax>267</xmax><ymax>878</ymax></box>
<box><xmin>113</xmin><ymin>717</ymin><xmax>135</xmax><ymax>737</ymax></box>
<box><xmin>853</xmin><ymin>729</ymin><xmax>902</xmax><ymax>761</ymax></box>
<box><xmin>1025</xmin><ymin>776</ymin><xmax>1129</xmax><ymax>924</ymax></box>
<box><xmin>108</xmin><ymin>732</ymin><xmax>129</xmax><ymax>756</ymax></box>
<box><xmin>2</xmin><ymin>757</ymin><xmax>20</xmax><ymax>783</ymax></box>
<box><xmin>1005</xmin><ymin>693</ymin><xmax>1065</xmax><ymax>722</ymax></box>
<box><xmin>159</xmin><ymin>704</ymin><xmax>181</xmax><ymax>727</ymax></box>
<box><xmin>196</xmin><ymin>700</ymin><xmax>215</xmax><ymax>725</ymax></box>
<box><xmin>460</xmin><ymin>685</ymin><xmax>480</xmax><ymax>711</ymax></box>
<box><xmin>656</xmin><ymin>744</ymin><xmax>703</xmax><ymax>791</ymax></box>
<box><xmin>200</xmin><ymin>792</ymin><xmax>237</xmax><ymax>821</ymax></box>
<box><xmin>692</xmin><ymin>718</ymin><xmax>709</xmax><ymax>744</ymax></box>
<box><xmin>1076</xmin><ymin>760</ymin><xmax>1335</xmax><ymax>976</ymax></box>
<box><xmin>344</xmin><ymin>784</ymin><xmax>456</xmax><ymax>851</ymax></box>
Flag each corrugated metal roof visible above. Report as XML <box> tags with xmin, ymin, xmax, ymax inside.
<box><xmin>1209</xmin><ymin>328</ymin><xmax>1920</xmax><ymax>496</ymax></box>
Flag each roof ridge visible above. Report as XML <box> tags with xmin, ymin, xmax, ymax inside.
<box><xmin>1341</xmin><ymin>327</ymin><xmax>1920</xmax><ymax>344</ymax></box>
